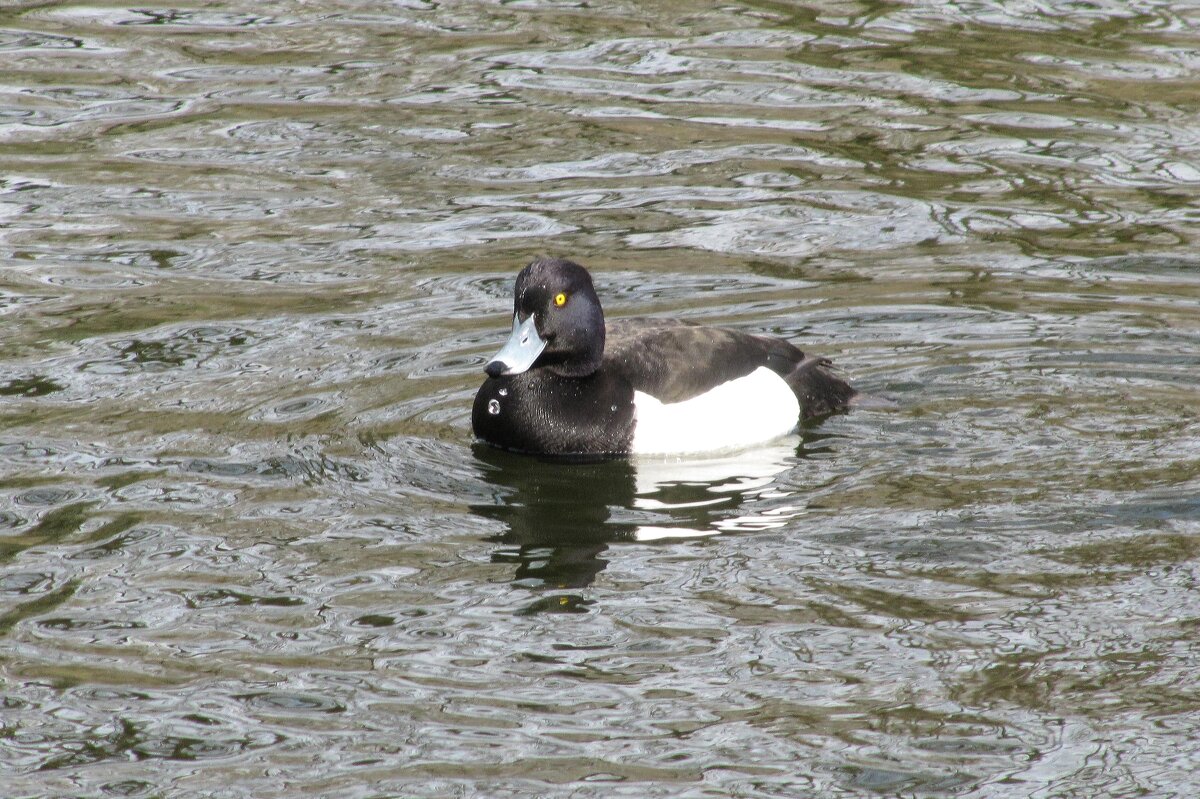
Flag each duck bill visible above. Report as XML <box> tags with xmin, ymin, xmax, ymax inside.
<box><xmin>484</xmin><ymin>314</ymin><xmax>546</xmax><ymax>377</ymax></box>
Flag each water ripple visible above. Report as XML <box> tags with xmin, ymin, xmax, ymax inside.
<box><xmin>2</xmin><ymin>2</ymin><xmax>1199</xmax><ymax>797</ymax></box>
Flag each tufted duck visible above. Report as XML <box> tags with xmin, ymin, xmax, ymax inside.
<box><xmin>472</xmin><ymin>257</ymin><xmax>857</xmax><ymax>456</ymax></box>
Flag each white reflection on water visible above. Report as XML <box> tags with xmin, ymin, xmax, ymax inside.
<box><xmin>632</xmin><ymin>437</ymin><xmax>801</xmax><ymax>541</ymax></box>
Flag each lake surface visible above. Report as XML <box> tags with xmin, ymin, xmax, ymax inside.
<box><xmin>2</xmin><ymin>1</ymin><xmax>1199</xmax><ymax>796</ymax></box>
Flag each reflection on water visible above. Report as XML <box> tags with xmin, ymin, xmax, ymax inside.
<box><xmin>473</xmin><ymin>438</ymin><xmax>806</xmax><ymax>593</ymax></box>
<box><xmin>473</xmin><ymin>446</ymin><xmax>631</xmax><ymax>591</ymax></box>
<box><xmin>3</xmin><ymin>0</ymin><xmax>1200</xmax><ymax>796</ymax></box>
<box><xmin>631</xmin><ymin>437</ymin><xmax>807</xmax><ymax>540</ymax></box>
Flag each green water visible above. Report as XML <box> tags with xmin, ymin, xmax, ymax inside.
<box><xmin>1</xmin><ymin>1</ymin><xmax>1198</xmax><ymax>796</ymax></box>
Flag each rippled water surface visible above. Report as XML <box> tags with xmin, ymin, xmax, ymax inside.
<box><xmin>2</xmin><ymin>1</ymin><xmax>1199</xmax><ymax>796</ymax></box>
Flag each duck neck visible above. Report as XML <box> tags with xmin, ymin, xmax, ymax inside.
<box><xmin>547</xmin><ymin>323</ymin><xmax>605</xmax><ymax>379</ymax></box>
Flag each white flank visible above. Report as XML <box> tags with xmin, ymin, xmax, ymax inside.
<box><xmin>630</xmin><ymin>366</ymin><xmax>800</xmax><ymax>456</ymax></box>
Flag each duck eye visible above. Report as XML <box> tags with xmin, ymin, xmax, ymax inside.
<box><xmin>553</xmin><ymin>292</ymin><xmax>568</xmax><ymax>307</ymax></box>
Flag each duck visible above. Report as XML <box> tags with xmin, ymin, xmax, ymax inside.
<box><xmin>472</xmin><ymin>257</ymin><xmax>857</xmax><ymax>457</ymax></box>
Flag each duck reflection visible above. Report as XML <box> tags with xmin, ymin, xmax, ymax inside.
<box><xmin>471</xmin><ymin>436</ymin><xmax>816</xmax><ymax>594</ymax></box>
<box><xmin>470</xmin><ymin>445</ymin><xmax>633</xmax><ymax>590</ymax></box>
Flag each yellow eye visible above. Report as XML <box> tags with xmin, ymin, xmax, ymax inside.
<box><xmin>554</xmin><ymin>292</ymin><xmax>568</xmax><ymax>307</ymax></box>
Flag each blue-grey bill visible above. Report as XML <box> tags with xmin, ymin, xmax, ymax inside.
<box><xmin>484</xmin><ymin>314</ymin><xmax>546</xmax><ymax>377</ymax></box>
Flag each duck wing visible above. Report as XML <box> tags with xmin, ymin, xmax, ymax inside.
<box><xmin>604</xmin><ymin>318</ymin><xmax>856</xmax><ymax>419</ymax></box>
<box><xmin>602</xmin><ymin>319</ymin><xmax>794</xmax><ymax>402</ymax></box>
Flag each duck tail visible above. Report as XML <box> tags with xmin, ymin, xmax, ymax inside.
<box><xmin>785</xmin><ymin>355</ymin><xmax>859</xmax><ymax>421</ymax></box>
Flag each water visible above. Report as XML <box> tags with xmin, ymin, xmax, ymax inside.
<box><xmin>2</xmin><ymin>1</ymin><xmax>1199</xmax><ymax>796</ymax></box>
